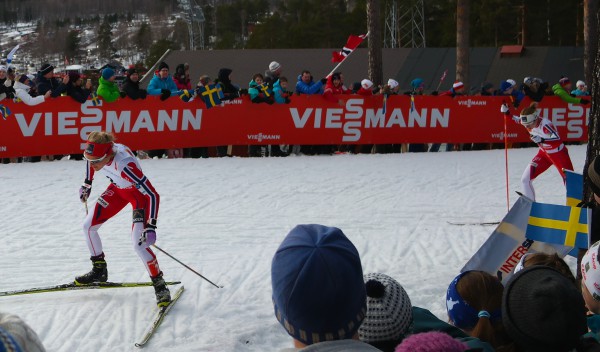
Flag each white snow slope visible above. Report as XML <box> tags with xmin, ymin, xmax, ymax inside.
<box><xmin>0</xmin><ymin>145</ymin><xmax>584</xmax><ymax>351</ymax></box>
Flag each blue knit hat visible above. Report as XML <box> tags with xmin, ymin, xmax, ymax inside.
<box><xmin>0</xmin><ymin>327</ymin><xmax>23</xmax><ymax>352</ymax></box>
<box><xmin>271</xmin><ymin>224</ymin><xmax>367</xmax><ymax>345</ymax></box>
<box><xmin>500</xmin><ymin>81</ymin><xmax>512</xmax><ymax>92</ymax></box>
<box><xmin>411</xmin><ymin>78</ymin><xmax>424</xmax><ymax>89</ymax></box>
<box><xmin>102</xmin><ymin>67</ymin><xmax>115</xmax><ymax>80</ymax></box>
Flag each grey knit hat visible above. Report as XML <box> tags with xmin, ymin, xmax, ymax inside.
<box><xmin>358</xmin><ymin>273</ymin><xmax>413</xmax><ymax>343</ymax></box>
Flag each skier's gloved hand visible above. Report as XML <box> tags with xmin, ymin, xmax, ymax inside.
<box><xmin>79</xmin><ymin>179</ymin><xmax>92</xmax><ymax>202</ymax></box>
<box><xmin>138</xmin><ymin>228</ymin><xmax>156</xmax><ymax>247</ymax></box>
<box><xmin>500</xmin><ymin>103</ymin><xmax>510</xmax><ymax>115</ymax></box>
<box><xmin>530</xmin><ymin>134</ymin><xmax>544</xmax><ymax>144</ymax></box>
<box><xmin>138</xmin><ymin>218</ymin><xmax>157</xmax><ymax>247</ymax></box>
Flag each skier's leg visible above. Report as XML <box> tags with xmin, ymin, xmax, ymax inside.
<box><xmin>82</xmin><ymin>184</ymin><xmax>127</xmax><ymax>256</ymax></box>
<box><xmin>521</xmin><ymin>151</ymin><xmax>552</xmax><ymax>201</ymax></box>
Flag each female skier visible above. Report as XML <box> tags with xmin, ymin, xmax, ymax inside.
<box><xmin>77</xmin><ymin>131</ymin><xmax>170</xmax><ymax>307</ymax></box>
<box><xmin>501</xmin><ymin>102</ymin><xmax>573</xmax><ymax>200</ymax></box>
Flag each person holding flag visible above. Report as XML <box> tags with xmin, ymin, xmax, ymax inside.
<box><xmin>501</xmin><ymin>101</ymin><xmax>573</xmax><ymax>201</ymax></box>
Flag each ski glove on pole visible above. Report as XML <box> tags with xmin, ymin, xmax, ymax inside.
<box><xmin>79</xmin><ymin>179</ymin><xmax>92</xmax><ymax>202</ymax></box>
<box><xmin>138</xmin><ymin>219</ymin><xmax>157</xmax><ymax>247</ymax></box>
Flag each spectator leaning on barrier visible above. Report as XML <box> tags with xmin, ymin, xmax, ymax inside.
<box><xmin>147</xmin><ymin>62</ymin><xmax>181</xmax><ymax>101</ymax></box>
<box><xmin>66</xmin><ymin>72</ymin><xmax>92</xmax><ymax>104</ymax></box>
<box><xmin>35</xmin><ymin>63</ymin><xmax>68</xmax><ymax>97</ymax></box>
<box><xmin>14</xmin><ymin>74</ymin><xmax>50</xmax><ymax>106</ymax></box>
<box><xmin>572</xmin><ymin>80</ymin><xmax>589</xmax><ymax>97</ymax></box>
<box><xmin>552</xmin><ymin>76</ymin><xmax>590</xmax><ymax>105</ymax></box>
<box><xmin>97</xmin><ymin>68</ymin><xmax>120</xmax><ymax>103</ymax></box>
<box><xmin>522</xmin><ymin>76</ymin><xmax>549</xmax><ymax>102</ymax></box>
<box><xmin>120</xmin><ymin>68</ymin><xmax>147</xmax><ymax>100</ymax></box>
<box><xmin>296</xmin><ymin>70</ymin><xmax>325</xmax><ymax>95</ymax></box>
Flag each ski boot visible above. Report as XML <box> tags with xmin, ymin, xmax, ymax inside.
<box><xmin>75</xmin><ymin>253</ymin><xmax>108</xmax><ymax>285</ymax></box>
<box><xmin>151</xmin><ymin>272</ymin><xmax>171</xmax><ymax>308</ymax></box>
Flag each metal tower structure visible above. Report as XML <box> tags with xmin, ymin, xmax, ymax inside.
<box><xmin>181</xmin><ymin>0</ymin><xmax>206</xmax><ymax>50</ymax></box>
<box><xmin>384</xmin><ymin>0</ymin><xmax>426</xmax><ymax>48</ymax></box>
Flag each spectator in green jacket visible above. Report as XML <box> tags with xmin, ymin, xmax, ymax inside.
<box><xmin>552</xmin><ymin>76</ymin><xmax>590</xmax><ymax>105</ymax></box>
<box><xmin>97</xmin><ymin>68</ymin><xmax>120</xmax><ymax>103</ymax></box>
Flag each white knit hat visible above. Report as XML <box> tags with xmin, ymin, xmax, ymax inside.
<box><xmin>0</xmin><ymin>65</ymin><xmax>6</xmax><ymax>72</ymax></box>
<box><xmin>507</xmin><ymin>79</ymin><xmax>517</xmax><ymax>87</ymax></box>
<box><xmin>268</xmin><ymin>61</ymin><xmax>281</xmax><ymax>72</ymax></box>
<box><xmin>582</xmin><ymin>241</ymin><xmax>600</xmax><ymax>301</ymax></box>
<box><xmin>387</xmin><ymin>79</ymin><xmax>399</xmax><ymax>89</ymax></box>
<box><xmin>361</xmin><ymin>79</ymin><xmax>373</xmax><ymax>89</ymax></box>
<box><xmin>358</xmin><ymin>273</ymin><xmax>413</xmax><ymax>343</ymax></box>
<box><xmin>576</xmin><ymin>80</ymin><xmax>586</xmax><ymax>88</ymax></box>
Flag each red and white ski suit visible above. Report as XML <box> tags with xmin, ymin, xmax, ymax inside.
<box><xmin>83</xmin><ymin>143</ymin><xmax>162</xmax><ymax>277</ymax></box>
<box><xmin>520</xmin><ymin>117</ymin><xmax>573</xmax><ymax>201</ymax></box>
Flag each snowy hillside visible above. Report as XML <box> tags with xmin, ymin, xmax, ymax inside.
<box><xmin>0</xmin><ymin>145</ymin><xmax>583</xmax><ymax>351</ymax></box>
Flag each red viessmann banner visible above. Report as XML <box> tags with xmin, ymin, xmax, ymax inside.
<box><xmin>0</xmin><ymin>94</ymin><xmax>589</xmax><ymax>158</ymax></box>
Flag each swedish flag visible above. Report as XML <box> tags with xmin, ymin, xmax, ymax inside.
<box><xmin>0</xmin><ymin>104</ymin><xmax>11</xmax><ymax>120</ymax></box>
<box><xmin>526</xmin><ymin>202</ymin><xmax>588</xmax><ymax>249</ymax></box>
<box><xmin>89</xmin><ymin>92</ymin><xmax>101</xmax><ymax>106</ymax></box>
<box><xmin>197</xmin><ymin>84</ymin><xmax>224</xmax><ymax>109</ymax></box>
<box><xmin>565</xmin><ymin>169</ymin><xmax>583</xmax><ymax>206</ymax></box>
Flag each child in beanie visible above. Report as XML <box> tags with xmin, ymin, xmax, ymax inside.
<box><xmin>395</xmin><ymin>332</ymin><xmax>468</xmax><ymax>352</ymax></box>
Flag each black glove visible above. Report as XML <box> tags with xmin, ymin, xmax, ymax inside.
<box><xmin>160</xmin><ymin>89</ymin><xmax>171</xmax><ymax>101</ymax></box>
<box><xmin>320</xmin><ymin>78</ymin><xmax>327</xmax><ymax>85</ymax></box>
<box><xmin>119</xmin><ymin>91</ymin><xmax>127</xmax><ymax>98</ymax></box>
<box><xmin>239</xmin><ymin>88</ymin><xmax>248</xmax><ymax>96</ymax></box>
<box><xmin>431</xmin><ymin>91</ymin><xmax>439</xmax><ymax>96</ymax></box>
<box><xmin>581</xmin><ymin>98</ymin><xmax>590</xmax><ymax>105</ymax></box>
<box><xmin>140</xmin><ymin>89</ymin><xmax>147</xmax><ymax>99</ymax></box>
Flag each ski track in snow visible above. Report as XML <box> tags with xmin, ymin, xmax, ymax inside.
<box><xmin>0</xmin><ymin>146</ymin><xmax>583</xmax><ymax>351</ymax></box>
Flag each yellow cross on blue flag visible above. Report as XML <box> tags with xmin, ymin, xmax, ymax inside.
<box><xmin>197</xmin><ymin>84</ymin><xmax>224</xmax><ymax>109</ymax></box>
<box><xmin>89</xmin><ymin>92</ymin><xmax>101</xmax><ymax>106</ymax></box>
<box><xmin>565</xmin><ymin>169</ymin><xmax>583</xmax><ymax>206</ymax></box>
<box><xmin>0</xmin><ymin>104</ymin><xmax>11</xmax><ymax>120</ymax></box>
<box><xmin>526</xmin><ymin>202</ymin><xmax>588</xmax><ymax>249</ymax></box>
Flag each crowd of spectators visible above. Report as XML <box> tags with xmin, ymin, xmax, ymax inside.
<box><xmin>0</xmin><ymin>60</ymin><xmax>592</xmax><ymax>163</ymax></box>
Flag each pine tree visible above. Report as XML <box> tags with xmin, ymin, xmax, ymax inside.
<box><xmin>97</xmin><ymin>17</ymin><xmax>113</xmax><ymax>61</ymax></box>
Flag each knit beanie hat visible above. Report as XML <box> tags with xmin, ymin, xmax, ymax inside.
<box><xmin>395</xmin><ymin>332</ymin><xmax>468</xmax><ymax>352</ymax></box>
<box><xmin>388</xmin><ymin>79</ymin><xmax>399</xmax><ymax>89</ymax></box>
<box><xmin>500</xmin><ymin>80</ymin><xmax>512</xmax><ymax>92</ymax></box>
<box><xmin>581</xmin><ymin>241</ymin><xmax>600</xmax><ymax>300</ymax></box>
<box><xmin>361</xmin><ymin>79</ymin><xmax>373</xmax><ymax>89</ymax></box>
<box><xmin>588</xmin><ymin>156</ymin><xmax>600</xmax><ymax>195</ymax></box>
<box><xmin>559</xmin><ymin>76</ymin><xmax>570</xmax><ymax>87</ymax></box>
<box><xmin>410</xmin><ymin>78</ymin><xmax>424</xmax><ymax>89</ymax></box>
<box><xmin>158</xmin><ymin>61</ymin><xmax>169</xmax><ymax>71</ymax></box>
<box><xmin>269</xmin><ymin>61</ymin><xmax>281</xmax><ymax>72</ymax></box>
<box><xmin>68</xmin><ymin>72</ymin><xmax>80</xmax><ymax>82</ymax></box>
<box><xmin>271</xmin><ymin>224</ymin><xmax>367</xmax><ymax>345</ymax></box>
<box><xmin>39</xmin><ymin>63</ymin><xmax>54</xmax><ymax>76</ymax></box>
<box><xmin>17</xmin><ymin>74</ymin><xmax>29</xmax><ymax>85</ymax></box>
<box><xmin>126</xmin><ymin>68</ymin><xmax>138</xmax><ymax>76</ymax></box>
<box><xmin>0</xmin><ymin>313</ymin><xmax>44</xmax><ymax>352</ymax></box>
<box><xmin>0</xmin><ymin>66</ymin><xmax>6</xmax><ymax>72</ymax></box>
<box><xmin>506</xmin><ymin>79</ymin><xmax>517</xmax><ymax>87</ymax></box>
<box><xmin>331</xmin><ymin>73</ymin><xmax>341</xmax><ymax>82</ymax></box>
<box><xmin>101</xmin><ymin>67</ymin><xmax>115</xmax><ymax>80</ymax></box>
<box><xmin>452</xmin><ymin>81</ymin><xmax>464</xmax><ymax>90</ymax></box>
<box><xmin>576</xmin><ymin>80</ymin><xmax>586</xmax><ymax>88</ymax></box>
<box><xmin>446</xmin><ymin>271</ymin><xmax>502</xmax><ymax>330</ymax></box>
<box><xmin>358</xmin><ymin>273</ymin><xmax>413</xmax><ymax>343</ymax></box>
<box><xmin>502</xmin><ymin>266</ymin><xmax>587</xmax><ymax>352</ymax></box>
<box><xmin>0</xmin><ymin>327</ymin><xmax>22</xmax><ymax>352</ymax></box>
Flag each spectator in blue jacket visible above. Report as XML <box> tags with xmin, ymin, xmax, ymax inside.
<box><xmin>147</xmin><ymin>62</ymin><xmax>183</xmax><ymax>101</ymax></box>
<box><xmin>295</xmin><ymin>70</ymin><xmax>326</xmax><ymax>95</ymax></box>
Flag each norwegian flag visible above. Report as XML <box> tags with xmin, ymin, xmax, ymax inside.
<box><xmin>331</xmin><ymin>34</ymin><xmax>368</xmax><ymax>63</ymax></box>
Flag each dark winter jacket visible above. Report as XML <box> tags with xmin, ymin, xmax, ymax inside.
<box><xmin>215</xmin><ymin>68</ymin><xmax>241</xmax><ymax>101</ymax></box>
<box><xmin>121</xmin><ymin>77</ymin><xmax>147</xmax><ymax>100</ymax></box>
<box><xmin>35</xmin><ymin>74</ymin><xmax>66</xmax><ymax>97</ymax></box>
<box><xmin>65</xmin><ymin>83</ymin><xmax>91</xmax><ymax>103</ymax></box>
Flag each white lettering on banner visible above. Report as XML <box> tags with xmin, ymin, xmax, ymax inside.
<box><xmin>457</xmin><ymin>99</ymin><xmax>487</xmax><ymax>107</ymax></box>
<box><xmin>289</xmin><ymin>99</ymin><xmax>451</xmax><ymax>141</ymax></box>
<box><xmin>14</xmin><ymin>106</ymin><xmax>203</xmax><ymax>144</ymax></box>
<box><xmin>538</xmin><ymin>105</ymin><xmax>588</xmax><ymax>139</ymax></box>
<box><xmin>491</xmin><ymin>132</ymin><xmax>519</xmax><ymax>141</ymax></box>
<box><xmin>247</xmin><ymin>133</ymin><xmax>281</xmax><ymax>142</ymax></box>
<box><xmin>0</xmin><ymin>146</ymin><xmax>6</xmax><ymax>152</ymax></box>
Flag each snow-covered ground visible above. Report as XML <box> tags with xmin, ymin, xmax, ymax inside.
<box><xmin>0</xmin><ymin>145</ymin><xmax>583</xmax><ymax>351</ymax></box>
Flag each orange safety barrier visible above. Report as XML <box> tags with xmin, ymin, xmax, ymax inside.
<box><xmin>0</xmin><ymin>94</ymin><xmax>589</xmax><ymax>158</ymax></box>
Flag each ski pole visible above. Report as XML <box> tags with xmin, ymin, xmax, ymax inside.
<box><xmin>502</xmin><ymin>100</ymin><xmax>510</xmax><ymax>212</ymax></box>
<box><xmin>84</xmin><ymin>200</ymin><xmax>88</xmax><ymax>215</ymax></box>
<box><xmin>152</xmin><ymin>244</ymin><xmax>222</xmax><ymax>288</ymax></box>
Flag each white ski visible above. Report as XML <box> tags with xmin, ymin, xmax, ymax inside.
<box><xmin>135</xmin><ymin>285</ymin><xmax>185</xmax><ymax>348</ymax></box>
